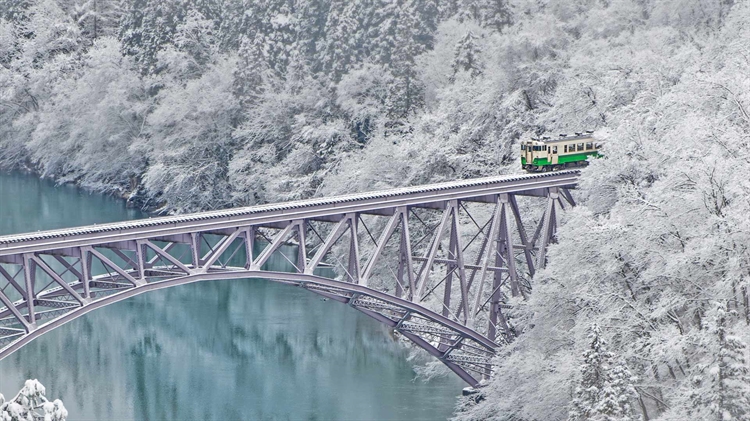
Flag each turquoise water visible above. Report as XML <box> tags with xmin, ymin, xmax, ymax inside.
<box><xmin>0</xmin><ymin>172</ymin><xmax>462</xmax><ymax>420</ymax></box>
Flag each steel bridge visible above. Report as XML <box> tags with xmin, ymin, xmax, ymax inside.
<box><xmin>0</xmin><ymin>171</ymin><xmax>578</xmax><ymax>387</ymax></box>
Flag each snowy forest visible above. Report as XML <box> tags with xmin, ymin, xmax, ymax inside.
<box><xmin>2</xmin><ymin>0</ymin><xmax>750</xmax><ymax>419</ymax></box>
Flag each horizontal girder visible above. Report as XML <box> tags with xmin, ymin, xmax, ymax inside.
<box><xmin>0</xmin><ymin>171</ymin><xmax>578</xmax><ymax>256</ymax></box>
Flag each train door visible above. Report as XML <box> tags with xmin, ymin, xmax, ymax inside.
<box><xmin>551</xmin><ymin>145</ymin><xmax>558</xmax><ymax>165</ymax></box>
<box><xmin>524</xmin><ymin>143</ymin><xmax>533</xmax><ymax>164</ymax></box>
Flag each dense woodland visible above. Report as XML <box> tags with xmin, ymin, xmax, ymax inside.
<box><xmin>3</xmin><ymin>0</ymin><xmax>750</xmax><ymax>419</ymax></box>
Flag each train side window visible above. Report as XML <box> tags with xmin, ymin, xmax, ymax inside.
<box><xmin>552</xmin><ymin>146</ymin><xmax>558</xmax><ymax>154</ymax></box>
<box><xmin>586</xmin><ymin>142</ymin><xmax>593</xmax><ymax>150</ymax></box>
<box><xmin>564</xmin><ymin>145</ymin><xmax>568</xmax><ymax>153</ymax></box>
<box><xmin>577</xmin><ymin>143</ymin><xmax>584</xmax><ymax>151</ymax></box>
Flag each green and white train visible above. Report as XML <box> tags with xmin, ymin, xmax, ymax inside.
<box><xmin>521</xmin><ymin>132</ymin><xmax>601</xmax><ymax>172</ymax></box>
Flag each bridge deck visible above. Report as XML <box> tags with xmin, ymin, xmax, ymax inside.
<box><xmin>0</xmin><ymin>171</ymin><xmax>578</xmax><ymax>256</ymax></box>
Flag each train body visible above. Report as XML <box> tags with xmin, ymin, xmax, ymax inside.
<box><xmin>521</xmin><ymin>133</ymin><xmax>601</xmax><ymax>172</ymax></box>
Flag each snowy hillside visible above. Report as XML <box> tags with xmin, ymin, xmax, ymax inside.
<box><xmin>3</xmin><ymin>0</ymin><xmax>750</xmax><ymax>419</ymax></box>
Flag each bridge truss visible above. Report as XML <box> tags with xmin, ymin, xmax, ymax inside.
<box><xmin>0</xmin><ymin>171</ymin><xmax>578</xmax><ymax>386</ymax></box>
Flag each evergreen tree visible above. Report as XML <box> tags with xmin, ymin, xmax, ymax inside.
<box><xmin>369</xmin><ymin>1</ymin><xmax>425</xmax><ymax>126</ymax></box>
<box><xmin>0</xmin><ymin>0</ymin><xmax>33</xmax><ymax>23</ymax></box>
<box><xmin>458</xmin><ymin>0</ymin><xmax>510</xmax><ymax>32</ymax></box>
<box><xmin>241</xmin><ymin>0</ymin><xmax>299</xmax><ymax>77</ymax></box>
<box><xmin>294</xmin><ymin>0</ymin><xmax>329</xmax><ymax>69</ymax></box>
<box><xmin>450</xmin><ymin>30</ymin><xmax>482</xmax><ymax>81</ymax></box>
<box><xmin>71</xmin><ymin>0</ymin><xmax>124</xmax><ymax>40</ymax></box>
<box><xmin>119</xmin><ymin>0</ymin><xmax>183</xmax><ymax>74</ymax></box>
<box><xmin>682</xmin><ymin>303</ymin><xmax>750</xmax><ymax>421</ymax></box>
<box><xmin>234</xmin><ymin>33</ymin><xmax>268</xmax><ymax>105</ymax></box>
<box><xmin>318</xmin><ymin>0</ymin><xmax>360</xmax><ymax>81</ymax></box>
<box><xmin>569</xmin><ymin>324</ymin><xmax>638</xmax><ymax>421</ymax></box>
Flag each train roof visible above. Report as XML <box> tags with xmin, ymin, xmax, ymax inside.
<box><xmin>529</xmin><ymin>132</ymin><xmax>595</xmax><ymax>144</ymax></box>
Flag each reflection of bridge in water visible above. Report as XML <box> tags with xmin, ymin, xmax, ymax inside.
<box><xmin>0</xmin><ymin>171</ymin><xmax>578</xmax><ymax>387</ymax></box>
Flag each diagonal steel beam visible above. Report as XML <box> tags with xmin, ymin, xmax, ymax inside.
<box><xmin>415</xmin><ymin>206</ymin><xmax>453</xmax><ymax>299</ymax></box>
<box><xmin>110</xmin><ymin>248</ymin><xmax>139</xmax><ymax>271</ymax></box>
<box><xmin>142</xmin><ymin>240</ymin><xmax>192</xmax><ymax>275</ymax></box>
<box><xmin>251</xmin><ymin>223</ymin><xmax>295</xmax><ymax>270</ymax></box>
<box><xmin>147</xmin><ymin>242</ymin><xmax>176</xmax><ymax>266</ymax></box>
<box><xmin>560</xmin><ymin>187</ymin><xmax>576</xmax><ymax>206</ymax></box>
<box><xmin>0</xmin><ymin>289</ymin><xmax>32</xmax><ymax>332</ymax></box>
<box><xmin>52</xmin><ymin>255</ymin><xmax>85</xmax><ymax>280</ymax></box>
<box><xmin>30</xmin><ymin>255</ymin><xmax>85</xmax><ymax>305</ymax></box>
<box><xmin>470</xmin><ymin>198</ymin><xmax>502</xmax><ymax>327</ymax></box>
<box><xmin>86</xmin><ymin>247</ymin><xmax>140</xmax><ymax>286</ymax></box>
<box><xmin>359</xmin><ymin>210</ymin><xmax>401</xmax><ymax>286</ymax></box>
<box><xmin>305</xmin><ymin>217</ymin><xmax>349</xmax><ymax>274</ymax></box>
<box><xmin>508</xmin><ymin>194</ymin><xmax>536</xmax><ymax>277</ymax></box>
<box><xmin>200</xmin><ymin>228</ymin><xmax>242</xmax><ymax>271</ymax></box>
<box><xmin>0</xmin><ymin>265</ymin><xmax>25</xmax><ymax>297</ymax></box>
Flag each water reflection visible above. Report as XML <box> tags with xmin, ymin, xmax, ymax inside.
<box><xmin>0</xmin><ymin>172</ymin><xmax>462</xmax><ymax>420</ymax></box>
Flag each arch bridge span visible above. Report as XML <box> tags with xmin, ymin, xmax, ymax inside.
<box><xmin>0</xmin><ymin>171</ymin><xmax>579</xmax><ymax>387</ymax></box>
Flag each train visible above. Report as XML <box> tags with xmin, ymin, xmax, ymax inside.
<box><xmin>521</xmin><ymin>132</ymin><xmax>601</xmax><ymax>172</ymax></box>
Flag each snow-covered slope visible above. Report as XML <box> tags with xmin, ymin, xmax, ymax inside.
<box><xmin>3</xmin><ymin>0</ymin><xmax>750</xmax><ymax>419</ymax></box>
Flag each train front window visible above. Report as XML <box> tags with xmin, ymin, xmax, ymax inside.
<box><xmin>521</xmin><ymin>144</ymin><xmax>526</xmax><ymax>150</ymax></box>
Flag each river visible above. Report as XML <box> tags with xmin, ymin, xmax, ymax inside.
<box><xmin>0</xmin><ymin>172</ymin><xmax>463</xmax><ymax>420</ymax></box>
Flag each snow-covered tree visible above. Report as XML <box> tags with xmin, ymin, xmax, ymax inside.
<box><xmin>664</xmin><ymin>303</ymin><xmax>750</xmax><ymax>421</ymax></box>
<box><xmin>568</xmin><ymin>324</ymin><xmax>638</xmax><ymax>421</ymax></box>
<box><xmin>139</xmin><ymin>54</ymin><xmax>241</xmax><ymax>212</ymax></box>
<box><xmin>450</xmin><ymin>30</ymin><xmax>483</xmax><ymax>81</ymax></box>
<box><xmin>156</xmin><ymin>8</ymin><xmax>219</xmax><ymax>80</ymax></box>
<box><xmin>27</xmin><ymin>37</ymin><xmax>147</xmax><ymax>192</ymax></box>
<box><xmin>0</xmin><ymin>379</ymin><xmax>68</xmax><ymax>421</ymax></box>
<box><xmin>118</xmin><ymin>0</ymin><xmax>181</xmax><ymax>74</ymax></box>
<box><xmin>71</xmin><ymin>0</ymin><xmax>124</xmax><ymax>40</ymax></box>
